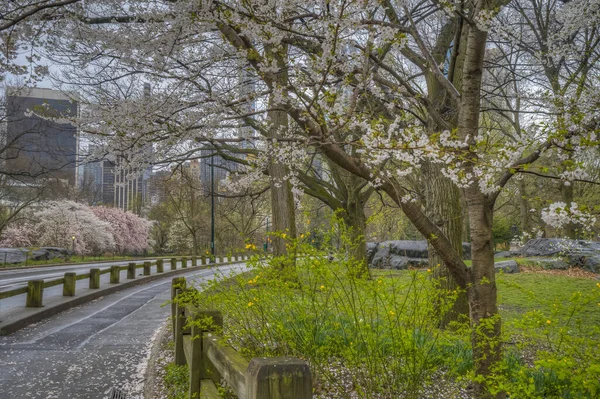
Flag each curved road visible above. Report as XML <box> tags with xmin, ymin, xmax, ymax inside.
<box><xmin>0</xmin><ymin>263</ymin><xmax>246</xmax><ymax>399</ymax></box>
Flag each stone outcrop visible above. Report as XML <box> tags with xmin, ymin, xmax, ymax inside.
<box><xmin>494</xmin><ymin>260</ymin><xmax>519</xmax><ymax>274</ymax></box>
<box><xmin>0</xmin><ymin>247</ymin><xmax>73</xmax><ymax>265</ymax></box>
<box><xmin>367</xmin><ymin>240</ymin><xmax>471</xmax><ymax>270</ymax></box>
<box><xmin>519</xmin><ymin>238</ymin><xmax>600</xmax><ymax>273</ymax></box>
<box><xmin>367</xmin><ymin>238</ymin><xmax>600</xmax><ymax>274</ymax></box>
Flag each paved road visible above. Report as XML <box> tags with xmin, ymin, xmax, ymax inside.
<box><xmin>0</xmin><ymin>259</ymin><xmax>171</xmax><ymax>290</ymax></box>
<box><xmin>0</xmin><ymin>258</ymin><xmax>236</xmax><ymax>311</ymax></box>
<box><xmin>0</xmin><ymin>264</ymin><xmax>245</xmax><ymax>399</ymax></box>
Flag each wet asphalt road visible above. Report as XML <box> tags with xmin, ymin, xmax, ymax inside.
<box><xmin>0</xmin><ymin>264</ymin><xmax>244</xmax><ymax>399</ymax></box>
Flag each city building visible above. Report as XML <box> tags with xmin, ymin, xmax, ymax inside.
<box><xmin>81</xmin><ymin>147</ymin><xmax>152</xmax><ymax>213</ymax></box>
<box><xmin>5</xmin><ymin>87</ymin><xmax>79</xmax><ymax>185</ymax></box>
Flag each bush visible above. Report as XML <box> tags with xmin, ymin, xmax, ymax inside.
<box><xmin>177</xmin><ymin>227</ymin><xmax>470</xmax><ymax>398</ymax></box>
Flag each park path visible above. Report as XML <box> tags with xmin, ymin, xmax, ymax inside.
<box><xmin>0</xmin><ymin>265</ymin><xmax>242</xmax><ymax>399</ymax></box>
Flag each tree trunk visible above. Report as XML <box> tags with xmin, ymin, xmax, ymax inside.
<box><xmin>423</xmin><ymin>162</ymin><xmax>469</xmax><ymax>326</ymax></box>
<box><xmin>265</xmin><ymin>42</ymin><xmax>297</xmax><ymax>259</ymax></box>
<box><xmin>340</xmin><ymin>193</ymin><xmax>369</xmax><ymax>277</ymax></box>
<box><xmin>518</xmin><ymin>178</ymin><xmax>530</xmax><ymax>236</ymax></box>
<box><xmin>561</xmin><ymin>180</ymin><xmax>576</xmax><ymax>238</ymax></box>
<box><xmin>457</xmin><ymin>17</ymin><xmax>504</xmax><ymax>397</ymax></box>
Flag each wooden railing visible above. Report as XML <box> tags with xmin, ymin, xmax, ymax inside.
<box><xmin>171</xmin><ymin>277</ymin><xmax>312</xmax><ymax>399</ymax></box>
<box><xmin>0</xmin><ymin>254</ymin><xmax>251</xmax><ymax>307</ymax></box>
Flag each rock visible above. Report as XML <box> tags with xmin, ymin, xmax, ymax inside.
<box><xmin>0</xmin><ymin>247</ymin><xmax>73</xmax><ymax>264</ymax></box>
<box><xmin>389</xmin><ymin>255</ymin><xmax>409</xmax><ymax>270</ymax></box>
<box><xmin>528</xmin><ymin>258</ymin><xmax>569</xmax><ymax>270</ymax></box>
<box><xmin>462</xmin><ymin>243</ymin><xmax>472</xmax><ymax>260</ymax></box>
<box><xmin>31</xmin><ymin>250</ymin><xmax>49</xmax><ymax>261</ymax></box>
<box><xmin>41</xmin><ymin>247</ymin><xmax>73</xmax><ymax>259</ymax></box>
<box><xmin>366</xmin><ymin>242</ymin><xmax>379</xmax><ymax>264</ymax></box>
<box><xmin>388</xmin><ymin>240</ymin><xmax>429</xmax><ymax>258</ymax></box>
<box><xmin>371</xmin><ymin>243</ymin><xmax>391</xmax><ymax>268</ymax></box>
<box><xmin>495</xmin><ymin>260</ymin><xmax>519</xmax><ymax>274</ymax></box>
<box><xmin>0</xmin><ymin>248</ymin><xmax>28</xmax><ymax>264</ymax></box>
<box><xmin>494</xmin><ymin>251</ymin><xmax>520</xmax><ymax>259</ymax></box>
<box><xmin>520</xmin><ymin>238</ymin><xmax>600</xmax><ymax>273</ymax></box>
<box><xmin>368</xmin><ymin>240</ymin><xmax>472</xmax><ymax>268</ymax></box>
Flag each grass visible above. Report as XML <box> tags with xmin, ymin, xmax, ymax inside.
<box><xmin>373</xmin><ymin>268</ymin><xmax>600</xmax><ymax>330</ymax></box>
<box><xmin>497</xmin><ymin>272</ymin><xmax>600</xmax><ymax>327</ymax></box>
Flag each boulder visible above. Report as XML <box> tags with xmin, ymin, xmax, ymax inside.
<box><xmin>494</xmin><ymin>251</ymin><xmax>520</xmax><ymax>259</ymax></box>
<box><xmin>41</xmin><ymin>247</ymin><xmax>73</xmax><ymax>259</ymax></box>
<box><xmin>0</xmin><ymin>247</ymin><xmax>73</xmax><ymax>264</ymax></box>
<box><xmin>366</xmin><ymin>242</ymin><xmax>379</xmax><ymax>264</ymax></box>
<box><xmin>520</xmin><ymin>238</ymin><xmax>600</xmax><ymax>273</ymax></box>
<box><xmin>495</xmin><ymin>260</ymin><xmax>519</xmax><ymax>274</ymax></box>
<box><xmin>0</xmin><ymin>248</ymin><xmax>28</xmax><ymax>264</ymax></box>
<box><xmin>368</xmin><ymin>240</ymin><xmax>472</xmax><ymax>268</ymax></box>
<box><xmin>528</xmin><ymin>258</ymin><xmax>570</xmax><ymax>270</ymax></box>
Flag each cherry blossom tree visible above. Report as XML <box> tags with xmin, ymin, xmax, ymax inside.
<box><xmin>91</xmin><ymin>206</ymin><xmax>151</xmax><ymax>254</ymax></box>
<box><xmin>34</xmin><ymin>200</ymin><xmax>115</xmax><ymax>255</ymax></box>
<box><xmin>0</xmin><ymin>223</ymin><xmax>34</xmax><ymax>247</ymax></box>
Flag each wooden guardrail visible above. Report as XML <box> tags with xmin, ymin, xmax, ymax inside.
<box><xmin>171</xmin><ymin>277</ymin><xmax>312</xmax><ymax>399</ymax></box>
<box><xmin>0</xmin><ymin>253</ymin><xmax>251</xmax><ymax>308</ymax></box>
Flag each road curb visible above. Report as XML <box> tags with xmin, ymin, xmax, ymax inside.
<box><xmin>0</xmin><ymin>262</ymin><xmax>233</xmax><ymax>336</ymax></box>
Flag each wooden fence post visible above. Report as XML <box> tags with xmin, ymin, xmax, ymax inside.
<box><xmin>188</xmin><ymin>309</ymin><xmax>223</xmax><ymax>398</ymax></box>
<box><xmin>201</xmin><ymin>255</ymin><xmax>206</xmax><ymax>265</ymax></box>
<box><xmin>127</xmin><ymin>263</ymin><xmax>136</xmax><ymax>279</ymax></box>
<box><xmin>181</xmin><ymin>256</ymin><xmax>188</xmax><ymax>268</ymax></box>
<box><xmin>143</xmin><ymin>261</ymin><xmax>151</xmax><ymax>276</ymax></box>
<box><xmin>89</xmin><ymin>268</ymin><xmax>100</xmax><ymax>289</ymax></box>
<box><xmin>157</xmin><ymin>259</ymin><xmax>164</xmax><ymax>273</ymax></box>
<box><xmin>171</xmin><ymin>258</ymin><xmax>177</xmax><ymax>270</ymax></box>
<box><xmin>246</xmin><ymin>357</ymin><xmax>312</xmax><ymax>399</ymax></box>
<box><xmin>171</xmin><ymin>277</ymin><xmax>187</xmax><ymax>340</ymax></box>
<box><xmin>26</xmin><ymin>280</ymin><xmax>44</xmax><ymax>307</ymax></box>
<box><xmin>174</xmin><ymin>289</ymin><xmax>186</xmax><ymax>366</ymax></box>
<box><xmin>191</xmin><ymin>256</ymin><xmax>197</xmax><ymax>267</ymax></box>
<box><xmin>63</xmin><ymin>272</ymin><xmax>76</xmax><ymax>296</ymax></box>
<box><xmin>110</xmin><ymin>266</ymin><xmax>120</xmax><ymax>283</ymax></box>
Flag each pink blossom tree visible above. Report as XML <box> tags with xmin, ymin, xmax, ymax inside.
<box><xmin>34</xmin><ymin>201</ymin><xmax>115</xmax><ymax>255</ymax></box>
<box><xmin>91</xmin><ymin>206</ymin><xmax>151</xmax><ymax>254</ymax></box>
<box><xmin>0</xmin><ymin>223</ymin><xmax>35</xmax><ymax>248</ymax></box>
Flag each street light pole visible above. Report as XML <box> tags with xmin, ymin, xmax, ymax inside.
<box><xmin>210</xmin><ymin>152</ymin><xmax>215</xmax><ymax>262</ymax></box>
<box><xmin>71</xmin><ymin>236</ymin><xmax>76</xmax><ymax>258</ymax></box>
<box><xmin>264</xmin><ymin>217</ymin><xmax>269</xmax><ymax>252</ymax></box>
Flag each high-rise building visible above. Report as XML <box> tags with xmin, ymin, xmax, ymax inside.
<box><xmin>5</xmin><ymin>87</ymin><xmax>78</xmax><ymax>185</ymax></box>
<box><xmin>200</xmin><ymin>149</ymin><xmax>238</xmax><ymax>193</ymax></box>
<box><xmin>82</xmin><ymin>151</ymin><xmax>151</xmax><ymax>213</ymax></box>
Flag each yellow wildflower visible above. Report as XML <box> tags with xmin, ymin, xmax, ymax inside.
<box><xmin>248</xmin><ymin>301</ymin><xmax>254</xmax><ymax>307</ymax></box>
<box><xmin>546</xmin><ymin>320</ymin><xmax>551</xmax><ymax>325</ymax></box>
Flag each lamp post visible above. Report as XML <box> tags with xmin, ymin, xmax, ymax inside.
<box><xmin>264</xmin><ymin>217</ymin><xmax>269</xmax><ymax>252</ymax></box>
<box><xmin>71</xmin><ymin>236</ymin><xmax>76</xmax><ymax>258</ymax></box>
<box><xmin>210</xmin><ymin>151</ymin><xmax>215</xmax><ymax>263</ymax></box>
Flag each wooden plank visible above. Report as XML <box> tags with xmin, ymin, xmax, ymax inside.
<box><xmin>200</xmin><ymin>379</ymin><xmax>221</xmax><ymax>399</ymax></box>
<box><xmin>0</xmin><ymin>286</ymin><xmax>28</xmax><ymax>300</ymax></box>
<box><xmin>43</xmin><ymin>278</ymin><xmax>65</xmax><ymax>288</ymax></box>
<box><xmin>99</xmin><ymin>268</ymin><xmax>111</xmax><ymax>275</ymax></box>
<box><xmin>204</xmin><ymin>334</ymin><xmax>249</xmax><ymax>399</ymax></box>
<box><xmin>183</xmin><ymin>335</ymin><xmax>193</xmax><ymax>368</ymax></box>
<box><xmin>76</xmin><ymin>273</ymin><xmax>90</xmax><ymax>281</ymax></box>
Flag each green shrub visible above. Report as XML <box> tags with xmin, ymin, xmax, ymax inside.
<box><xmin>164</xmin><ymin>363</ymin><xmax>189</xmax><ymax>399</ymax></box>
<box><xmin>177</xmin><ymin>225</ymin><xmax>470</xmax><ymax>398</ymax></box>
